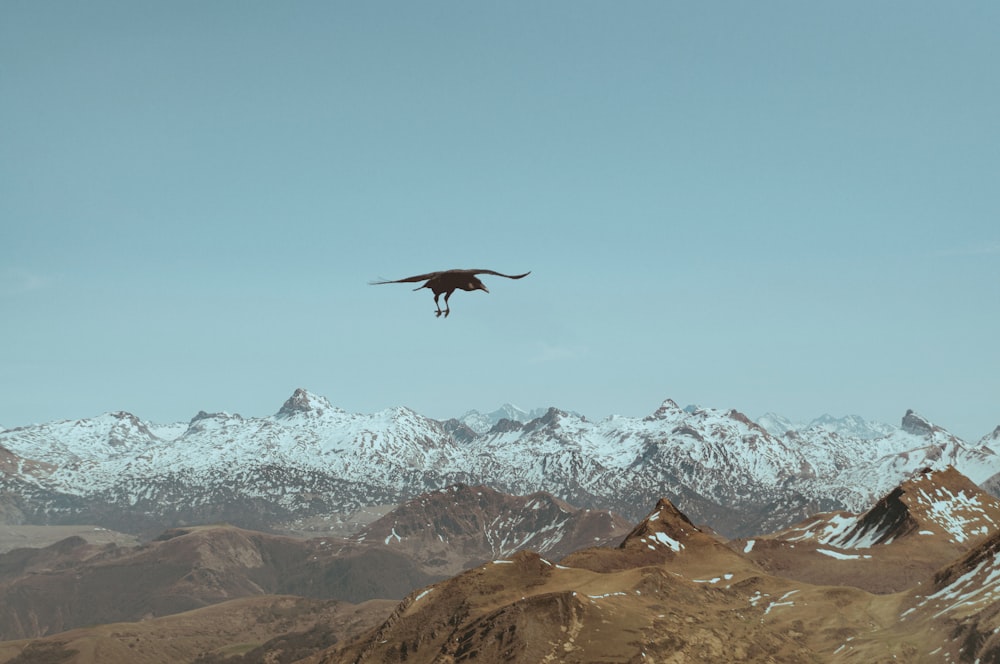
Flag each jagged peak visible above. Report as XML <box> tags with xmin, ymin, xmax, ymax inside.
<box><xmin>620</xmin><ymin>498</ymin><xmax>700</xmax><ymax>554</ymax></box>
<box><xmin>440</xmin><ymin>418</ymin><xmax>478</xmax><ymax>443</ymax></box>
<box><xmin>276</xmin><ymin>388</ymin><xmax>334</xmax><ymax>418</ymax></box>
<box><xmin>188</xmin><ymin>410</ymin><xmax>240</xmax><ymax>424</ymax></box>
<box><xmin>644</xmin><ymin>399</ymin><xmax>683</xmax><ymax>421</ymax></box>
<box><xmin>838</xmin><ymin>466</ymin><xmax>998</xmax><ymax>548</ymax></box>
<box><xmin>901</xmin><ymin>409</ymin><xmax>941</xmax><ymax>436</ymax></box>
<box><xmin>107</xmin><ymin>410</ymin><xmax>142</xmax><ymax>423</ymax></box>
<box><xmin>488</xmin><ymin>418</ymin><xmax>524</xmax><ymax>434</ymax></box>
<box><xmin>522</xmin><ymin>407</ymin><xmax>571</xmax><ymax>431</ymax></box>
<box><xmin>726</xmin><ymin>408</ymin><xmax>767</xmax><ymax>432</ymax></box>
<box><xmin>839</xmin><ymin>485</ymin><xmax>917</xmax><ymax>547</ymax></box>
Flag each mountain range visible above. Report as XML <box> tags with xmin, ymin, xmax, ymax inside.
<box><xmin>3</xmin><ymin>466</ymin><xmax>1000</xmax><ymax>662</ymax></box>
<box><xmin>2</xmin><ymin>389</ymin><xmax>998</xmax><ymax>540</ymax></box>
<box><xmin>328</xmin><ymin>467</ymin><xmax>1000</xmax><ymax>664</ymax></box>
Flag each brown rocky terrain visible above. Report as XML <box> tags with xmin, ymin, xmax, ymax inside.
<box><xmin>314</xmin><ymin>468</ymin><xmax>1000</xmax><ymax>663</ymax></box>
<box><xmin>0</xmin><ymin>526</ymin><xmax>139</xmax><ymax>554</ymax></box>
<box><xmin>0</xmin><ymin>596</ymin><xmax>393</xmax><ymax>664</ymax></box>
<box><xmin>0</xmin><ymin>486</ymin><xmax>628</xmax><ymax>642</ymax></box>
<box><xmin>736</xmin><ymin>466</ymin><xmax>1000</xmax><ymax>593</ymax></box>
<box><xmin>0</xmin><ymin>526</ymin><xmax>435</xmax><ymax>640</ymax></box>
<box><xmin>322</xmin><ymin>500</ymin><xmax>860</xmax><ymax>662</ymax></box>
<box><xmin>351</xmin><ymin>484</ymin><xmax>633</xmax><ymax>576</ymax></box>
<box><xmin>5</xmin><ymin>469</ymin><xmax>1000</xmax><ymax>662</ymax></box>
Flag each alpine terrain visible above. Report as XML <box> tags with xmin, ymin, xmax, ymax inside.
<box><xmin>1</xmin><ymin>389</ymin><xmax>998</xmax><ymax>540</ymax></box>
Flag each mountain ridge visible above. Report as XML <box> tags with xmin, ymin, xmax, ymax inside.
<box><xmin>4</xmin><ymin>468</ymin><xmax>1000</xmax><ymax>661</ymax></box>
<box><xmin>1</xmin><ymin>389</ymin><xmax>997</xmax><ymax>540</ymax></box>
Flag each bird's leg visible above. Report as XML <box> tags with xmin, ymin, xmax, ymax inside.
<box><xmin>433</xmin><ymin>293</ymin><xmax>443</xmax><ymax>317</ymax></box>
<box><xmin>443</xmin><ymin>291</ymin><xmax>452</xmax><ymax>317</ymax></box>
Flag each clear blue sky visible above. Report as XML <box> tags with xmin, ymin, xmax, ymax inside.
<box><xmin>3</xmin><ymin>2</ymin><xmax>998</xmax><ymax>441</ymax></box>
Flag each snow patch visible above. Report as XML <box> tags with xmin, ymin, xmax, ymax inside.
<box><xmin>817</xmin><ymin>548</ymin><xmax>872</xmax><ymax>561</ymax></box>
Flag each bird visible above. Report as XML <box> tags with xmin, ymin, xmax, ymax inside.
<box><xmin>370</xmin><ymin>268</ymin><xmax>531</xmax><ymax>317</ymax></box>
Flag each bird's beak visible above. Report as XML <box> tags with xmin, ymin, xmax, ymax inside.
<box><xmin>480</xmin><ymin>285</ymin><xmax>489</xmax><ymax>293</ymax></box>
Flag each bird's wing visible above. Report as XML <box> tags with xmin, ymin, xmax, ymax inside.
<box><xmin>369</xmin><ymin>271</ymin><xmax>444</xmax><ymax>285</ymax></box>
<box><xmin>465</xmin><ymin>269</ymin><xmax>531</xmax><ymax>279</ymax></box>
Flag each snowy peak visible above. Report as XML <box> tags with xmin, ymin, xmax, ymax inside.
<box><xmin>805</xmin><ymin>413</ymin><xmax>898</xmax><ymax>439</ymax></box>
<box><xmin>276</xmin><ymin>388</ymin><xmax>336</xmax><ymax>418</ymax></box>
<box><xmin>834</xmin><ymin>484</ymin><xmax>917</xmax><ymax>547</ymax></box>
<box><xmin>757</xmin><ymin>412</ymin><xmax>897</xmax><ymax>439</ymax></box>
<box><xmin>898</xmin><ymin>467</ymin><xmax>1000</xmax><ymax>545</ymax></box>
<box><xmin>185</xmin><ymin>410</ymin><xmax>244</xmax><ymax>435</ymax></box>
<box><xmin>458</xmin><ymin>404</ymin><xmax>549</xmax><ymax>434</ymax></box>
<box><xmin>620</xmin><ymin>499</ymin><xmax>700</xmax><ymax>554</ymax></box>
<box><xmin>522</xmin><ymin>407</ymin><xmax>573</xmax><ymax>432</ymax></box>
<box><xmin>645</xmin><ymin>399</ymin><xmax>684</xmax><ymax>421</ymax></box>
<box><xmin>777</xmin><ymin>467</ymin><xmax>1000</xmax><ymax>550</ymax></box>
<box><xmin>901</xmin><ymin>409</ymin><xmax>942</xmax><ymax>437</ymax></box>
<box><xmin>104</xmin><ymin>411</ymin><xmax>157</xmax><ymax>446</ymax></box>
<box><xmin>756</xmin><ymin>412</ymin><xmax>798</xmax><ymax>436</ymax></box>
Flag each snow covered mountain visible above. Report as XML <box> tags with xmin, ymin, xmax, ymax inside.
<box><xmin>458</xmin><ymin>404</ymin><xmax>551</xmax><ymax>434</ymax></box>
<box><xmin>1</xmin><ymin>389</ymin><xmax>997</xmax><ymax>539</ymax></box>
<box><xmin>756</xmin><ymin>411</ymin><xmax>898</xmax><ymax>439</ymax></box>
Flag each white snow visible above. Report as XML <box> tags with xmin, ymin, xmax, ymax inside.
<box><xmin>817</xmin><ymin>548</ymin><xmax>871</xmax><ymax>561</ymax></box>
<box><xmin>3</xmin><ymin>389</ymin><xmax>997</xmax><ymax>548</ymax></box>
<box><xmin>764</xmin><ymin>590</ymin><xmax>800</xmax><ymax>615</ymax></box>
<box><xmin>652</xmin><ymin>531</ymin><xmax>684</xmax><ymax>552</ymax></box>
<box><xmin>908</xmin><ymin>549</ymin><xmax>1000</xmax><ymax>620</ymax></box>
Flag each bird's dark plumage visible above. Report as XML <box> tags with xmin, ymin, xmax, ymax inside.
<box><xmin>370</xmin><ymin>268</ymin><xmax>530</xmax><ymax>317</ymax></box>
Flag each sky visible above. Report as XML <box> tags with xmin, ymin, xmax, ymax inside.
<box><xmin>2</xmin><ymin>2</ymin><xmax>998</xmax><ymax>441</ymax></box>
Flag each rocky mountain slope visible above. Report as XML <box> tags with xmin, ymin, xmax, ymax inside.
<box><xmin>1</xmin><ymin>389</ymin><xmax>997</xmax><ymax>539</ymax></box>
<box><xmin>323</xmin><ymin>468</ymin><xmax>1000</xmax><ymax>664</ymax></box>
<box><xmin>349</xmin><ymin>484</ymin><xmax>632</xmax><ymax>576</ymax></box>
<box><xmin>0</xmin><ymin>596</ymin><xmax>393</xmax><ymax>664</ymax></box>
<box><xmin>0</xmin><ymin>486</ymin><xmax>627</xmax><ymax>641</ymax></box>
<box><xmin>4</xmin><ymin>468</ymin><xmax>1000</xmax><ymax>662</ymax></box>
<box><xmin>736</xmin><ymin>466</ymin><xmax>1000</xmax><ymax>594</ymax></box>
<box><xmin>0</xmin><ymin>525</ymin><xmax>435</xmax><ymax>641</ymax></box>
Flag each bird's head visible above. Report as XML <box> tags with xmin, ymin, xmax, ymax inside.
<box><xmin>467</xmin><ymin>277</ymin><xmax>488</xmax><ymax>293</ymax></box>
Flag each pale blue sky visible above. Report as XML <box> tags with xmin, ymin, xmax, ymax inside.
<box><xmin>2</xmin><ymin>2</ymin><xmax>998</xmax><ymax>441</ymax></box>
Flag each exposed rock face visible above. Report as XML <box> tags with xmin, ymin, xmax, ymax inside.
<box><xmin>902</xmin><ymin>408</ymin><xmax>936</xmax><ymax>436</ymax></box>
<box><xmin>352</xmin><ymin>484</ymin><xmax>632</xmax><ymax>576</ymax></box>
<box><xmin>740</xmin><ymin>467</ymin><xmax>1000</xmax><ymax>593</ymax></box>
<box><xmin>277</xmin><ymin>387</ymin><xmax>333</xmax><ymax>417</ymax></box>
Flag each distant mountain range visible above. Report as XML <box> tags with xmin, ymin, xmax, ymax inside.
<box><xmin>755</xmin><ymin>411</ymin><xmax>899</xmax><ymax>439</ymax></box>
<box><xmin>1</xmin><ymin>388</ymin><xmax>998</xmax><ymax>539</ymax></box>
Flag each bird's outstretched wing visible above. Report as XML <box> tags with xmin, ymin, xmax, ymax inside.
<box><xmin>369</xmin><ymin>269</ymin><xmax>530</xmax><ymax>285</ymax></box>
<box><xmin>465</xmin><ymin>269</ymin><xmax>531</xmax><ymax>279</ymax></box>
<box><xmin>369</xmin><ymin>271</ymin><xmax>444</xmax><ymax>285</ymax></box>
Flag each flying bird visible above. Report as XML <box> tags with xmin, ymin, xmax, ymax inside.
<box><xmin>370</xmin><ymin>268</ymin><xmax>531</xmax><ymax>317</ymax></box>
